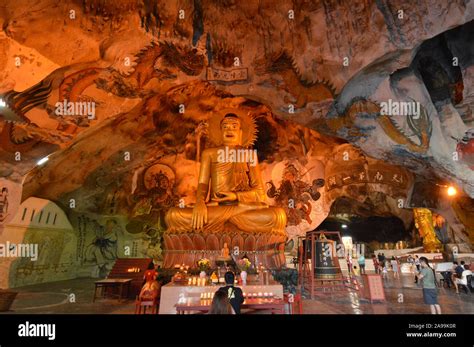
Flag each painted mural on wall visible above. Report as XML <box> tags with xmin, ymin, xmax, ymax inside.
<box><xmin>10</xmin><ymin>228</ymin><xmax>76</xmax><ymax>287</ymax></box>
<box><xmin>1</xmin><ymin>197</ymin><xmax>77</xmax><ymax>288</ymax></box>
<box><xmin>266</xmin><ymin>162</ymin><xmax>324</xmax><ymax>227</ymax></box>
<box><xmin>84</xmin><ymin>219</ymin><xmax>119</xmax><ymax>278</ymax></box>
<box><xmin>0</xmin><ymin>179</ymin><xmax>21</xmax><ymax>236</ymax></box>
<box><xmin>264</xmin><ymin>158</ymin><xmax>327</xmax><ymax>254</ymax></box>
<box><xmin>0</xmin><ymin>187</ymin><xmax>9</xmax><ymax>223</ymax></box>
<box><xmin>456</xmin><ymin>128</ymin><xmax>474</xmax><ymax>170</ymax></box>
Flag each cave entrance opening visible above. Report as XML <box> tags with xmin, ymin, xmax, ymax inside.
<box><xmin>316</xmin><ymin>196</ymin><xmax>417</xmax><ymax>257</ymax></box>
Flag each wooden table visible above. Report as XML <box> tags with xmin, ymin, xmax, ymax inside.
<box><xmin>93</xmin><ymin>278</ymin><xmax>132</xmax><ymax>302</ymax></box>
<box><xmin>175</xmin><ymin>297</ymin><xmax>286</xmax><ymax>314</ymax></box>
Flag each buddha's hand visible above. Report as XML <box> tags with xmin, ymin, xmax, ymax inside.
<box><xmin>192</xmin><ymin>199</ymin><xmax>208</xmax><ymax>230</ymax></box>
<box><xmin>213</xmin><ymin>191</ymin><xmax>237</xmax><ymax>202</ymax></box>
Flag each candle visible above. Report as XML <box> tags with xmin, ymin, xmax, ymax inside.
<box><xmin>188</xmin><ymin>278</ymin><xmax>192</xmax><ymax>285</ymax></box>
<box><xmin>258</xmin><ymin>292</ymin><xmax>262</xmax><ymax>297</ymax></box>
<box><xmin>269</xmin><ymin>292</ymin><xmax>273</xmax><ymax>297</ymax></box>
<box><xmin>264</xmin><ymin>292</ymin><xmax>268</xmax><ymax>297</ymax></box>
<box><xmin>192</xmin><ymin>277</ymin><xmax>197</xmax><ymax>285</ymax></box>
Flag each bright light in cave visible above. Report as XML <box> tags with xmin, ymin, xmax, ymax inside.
<box><xmin>447</xmin><ymin>186</ymin><xmax>457</xmax><ymax>196</ymax></box>
<box><xmin>341</xmin><ymin>224</ymin><xmax>348</xmax><ymax>229</ymax></box>
<box><xmin>36</xmin><ymin>157</ymin><xmax>49</xmax><ymax>166</ymax></box>
<box><xmin>0</xmin><ymin>98</ymin><xmax>5</xmax><ymax>107</ymax></box>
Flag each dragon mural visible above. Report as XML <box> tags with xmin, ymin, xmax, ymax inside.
<box><xmin>323</xmin><ymin>98</ymin><xmax>432</xmax><ymax>154</ymax></box>
<box><xmin>0</xmin><ymin>40</ymin><xmax>206</xmax><ymax>151</ymax></box>
<box><xmin>255</xmin><ymin>50</ymin><xmax>337</xmax><ymax>108</ymax></box>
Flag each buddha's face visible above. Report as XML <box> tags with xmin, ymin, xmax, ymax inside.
<box><xmin>221</xmin><ymin>117</ymin><xmax>242</xmax><ymax>146</ymax></box>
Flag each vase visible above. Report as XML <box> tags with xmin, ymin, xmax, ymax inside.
<box><xmin>199</xmin><ymin>271</ymin><xmax>207</xmax><ymax>279</ymax></box>
<box><xmin>241</xmin><ymin>271</ymin><xmax>247</xmax><ymax>285</ymax></box>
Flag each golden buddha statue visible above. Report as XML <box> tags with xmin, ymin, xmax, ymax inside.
<box><xmin>413</xmin><ymin>208</ymin><xmax>442</xmax><ymax>253</ymax></box>
<box><xmin>165</xmin><ymin>110</ymin><xmax>287</xmax><ymax>236</ymax></box>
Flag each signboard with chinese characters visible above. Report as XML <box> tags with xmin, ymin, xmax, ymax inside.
<box><xmin>326</xmin><ymin>165</ymin><xmax>409</xmax><ymax>191</ymax></box>
<box><xmin>206</xmin><ymin>67</ymin><xmax>248</xmax><ymax>82</ymax></box>
<box><xmin>361</xmin><ymin>274</ymin><xmax>386</xmax><ymax>302</ymax></box>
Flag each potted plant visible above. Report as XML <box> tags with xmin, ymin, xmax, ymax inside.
<box><xmin>0</xmin><ymin>288</ymin><xmax>18</xmax><ymax>312</ymax></box>
<box><xmin>237</xmin><ymin>258</ymin><xmax>252</xmax><ymax>285</ymax></box>
<box><xmin>197</xmin><ymin>258</ymin><xmax>210</xmax><ymax>278</ymax></box>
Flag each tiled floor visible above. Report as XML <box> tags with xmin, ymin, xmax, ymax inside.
<box><xmin>301</xmin><ymin>273</ymin><xmax>474</xmax><ymax>314</ymax></box>
<box><xmin>2</xmin><ymin>274</ymin><xmax>473</xmax><ymax>314</ymax></box>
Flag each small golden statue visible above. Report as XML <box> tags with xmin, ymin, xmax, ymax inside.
<box><xmin>413</xmin><ymin>208</ymin><xmax>442</xmax><ymax>253</ymax></box>
<box><xmin>165</xmin><ymin>109</ymin><xmax>287</xmax><ymax>236</ymax></box>
<box><xmin>221</xmin><ymin>242</ymin><xmax>230</xmax><ymax>258</ymax></box>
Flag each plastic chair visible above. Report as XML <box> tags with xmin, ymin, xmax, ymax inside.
<box><xmin>135</xmin><ymin>295</ymin><xmax>159</xmax><ymax>314</ymax></box>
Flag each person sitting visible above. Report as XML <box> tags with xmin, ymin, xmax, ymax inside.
<box><xmin>454</xmin><ymin>265</ymin><xmax>473</xmax><ymax>294</ymax></box>
<box><xmin>209</xmin><ymin>290</ymin><xmax>234</xmax><ymax>314</ymax></box>
<box><xmin>139</xmin><ymin>263</ymin><xmax>160</xmax><ymax>301</ymax></box>
<box><xmin>217</xmin><ymin>271</ymin><xmax>244</xmax><ymax>314</ymax></box>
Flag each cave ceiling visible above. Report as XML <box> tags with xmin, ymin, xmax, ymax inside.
<box><xmin>0</xmin><ymin>0</ymin><xmax>473</xmax><ymax>205</ymax></box>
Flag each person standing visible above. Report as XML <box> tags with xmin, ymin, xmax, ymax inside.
<box><xmin>218</xmin><ymin>272</ymin><xmax>244</xmax><ymax>314</ymax></box>
<box><xmin>377</xmin><ymin>253</ymin><xmax>383</xmax><ymax>265</ymax></box>
<box><xmin>358</xmin><ymin>254</ymin><xmax>366</xmax><ymax>275</ymax></box>
<box><xmin>380</xmin><ymin>253</ymin><xmax>386</xmax><ymax>274</ymax></box>
<box><xmin>414</xmin><ymin>255</ymin><xmax>420</xmax><ymax>284</ymax></box>
<box><xmin>390</xmin><ymin>256</ymin><xmax>400</xmax><ymax>280</ymax></box>
<box><xmin>372</xmin><ymin>255</ymin><xmax>380</xmax><ymax>274</ymax></box>
<box><xmin>416</xmin><ymin>257</ymin><xmax>441</xmax><ymax>314</ymax></box>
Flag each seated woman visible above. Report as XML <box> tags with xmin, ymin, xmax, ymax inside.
<box><xmin>209</xmin><ymin>290</ymin><xmax>235</xmax><ymax>314</ymax></box>
<box><xmin>139</xmin><ymin>263</ymin><xmax>160</xmax><ymax>301</ymax></box>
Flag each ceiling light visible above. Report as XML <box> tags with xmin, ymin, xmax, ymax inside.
<box><xmin>37</xmin><ymin>157</ymin><xmax>49</xmax><ymax>166</ymax></box>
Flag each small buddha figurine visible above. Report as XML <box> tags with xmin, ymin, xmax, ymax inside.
<box><xmin>221</xmin><ymin>242</ymin><xmax>230</xmax><ymax>258</ymax></box>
